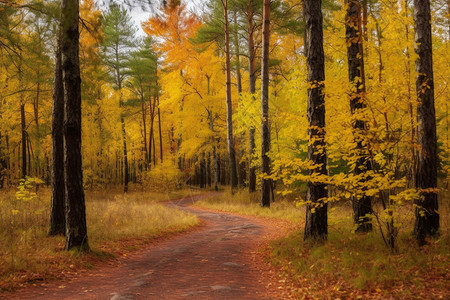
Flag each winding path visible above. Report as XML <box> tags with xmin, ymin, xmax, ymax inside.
<box><xmin>2</xmin><ymin>194</ymin><xmax>291</xmax><ymax>299</ymax></box>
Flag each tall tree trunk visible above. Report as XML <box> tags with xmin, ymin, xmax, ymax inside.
<box><xmin>154</xmin><ymin>66</ymin><xmax>163</xmax><ymax>163</ymax></box>
<box><xmin>200</xmin><ymin>152</ymin><xmax>206</xmax><ymax>188</ymax></box>
<box><xmin>152</xmin><ymin>130</ymin><xmax>156</xmax><ymax>166</ymax></box>
<box><xmin>141</xmin><ymin>92</ymin><xmax>148</xmax><ymax>166</ymax></box>
<box><xmin>157</xmin><ymin>96</ymin><xmax>163</xmax><ymax>163</ymax></box>
<box><xmin>121</xmin><ymin>115</ymin><xmax>129</xmax><ymax>193</ymax></box>
<box><xmin>248</xmin><ymin>0</ymin><xmax>257</xmax><ymax>193</ymax></box>
<box><xmin>404</xmin><ymin>0</ymin><xmax>416</xmax><ymax>187</ymax></box>
<box><xmin>34</xmin><ymin>70</ymin><xmax>41</xmax><ymax>177</ymax></box>
<box><xmin>20</xmin><ymin>103</ymin><xmax>27</xmax><ymax>178</ymax></box>
<box><xmin>213</xmin><ymin>144</ymin><xmax>219</xmax><ymax>191</ymax></box>
<box><xmin>148</xmin><ymin>94</ymin><xmax>157</xmax><ymax>167</ymax></box>
<box><xmin>233</xmin><ymin>12</ymin><xmax>242</xmax><ymax>95</ymax></box>
<box><xmin>413</xmin><ymin>0</ymin><xmax>439</xmax><ymax>245</ymax></box>
<box><xmin>19</xmin><ymin>58</ymin><xmax>27</xmax><ymax>179</ymax></box>
<box><xmin>260</xmin><ymin>0</ymin><xmax>271</xmax><ymax>207</ymax></box>
<box><xmin>222</xmin><ymin>0</ymin><xmax>238</xmax><ymax>190</ymax></box>
<box><xmin>345</xmin><ymin>0</ymin><xmax>372</xmax><ymax>232</ymax></box>
<box><xmin>207</xmin><ymin>152</ymin><xmax>211</xmax><ymax>187</ymax></box>
<box><xmin>27</xmin><ymin>136</ymin><xmax>32</xmax><ymax>176</ymax></box>
<box><xmin>49</xmin><ymin>35</ymin><xmax>65</xmax><ymax>236</ymax></box>
<box><xmin>231</xmin><ymin>15</ymin><xmax>244</xmax><ymax>188</ymax></box>
<box><xmin>208</xmin><ymin>108</ymin><xmax>219</xmax><ymax>191</ymax></box>
<box><xmin>61</xmin><ymin>0</ymin><xmax>89</xmax><ymax>251</ymax></box>
<box><xmin>303</xmin><ymin>0</ymin><xmax>328</xmax><ymax>241</ymax></box>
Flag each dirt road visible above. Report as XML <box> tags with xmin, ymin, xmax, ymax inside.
<box><xmin>1</xmin><ymin>195</ymin><xmax>291</xmax><ymax>299</ymax></box>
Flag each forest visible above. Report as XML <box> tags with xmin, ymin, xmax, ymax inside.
<box><xmin>0</xmin><ymin>0</ymin><xmax>449</xmax><ymax>298</ymax></box>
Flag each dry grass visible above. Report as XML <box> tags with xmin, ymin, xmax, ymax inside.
<box><xmin>194</xmin><ymin>190</ymin><xmax>305</xmax><ymax>224</ymax></box>
<box><xmin>0</xmin><ymin>187</ymin><xmax>198</xmax><ymax>291</ymax></box>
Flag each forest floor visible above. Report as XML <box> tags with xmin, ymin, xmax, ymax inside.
<box><xmin>0</xmin><ymin>193</ymin><xmax>297</xmax><ymax>299</ymax></box>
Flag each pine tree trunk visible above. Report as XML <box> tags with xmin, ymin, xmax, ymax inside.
<box><xmin>248</xmin><ymin>127</ymin><xmax>256</xmax><ymax>192</ymax></box>
<box><xmin>141</xmin><ymin>93</ymin><xmax>148</xmax><ymax>166</ymax></box>
<box><xmin>345</xmin><ymin>0</ymin><xmax>372</xmax><ymax>232</ymax></box>
<box><xmin>222</xmin><ymin>0</ymin><xmax>238</xmax><ymax>190</ymax></box>
<box><xmin>20</xmin><ymin>103</ymin><xmax>27</xmax><ymax>178</ymax></box>
<box><xmin>207</xmin><ymin>152</ymin><xmax>212</xmax><ymax>187</ymax></box>
<box><xmin>260</xmin><ymin>0</ymin><xmax>271</xmax><ymax>207</ymax></box>
<box><xmin>404</xmin><ymin>0</ymin><xmax>417</xmax><ymax>188</ymax></box>
<box><xmin>157</xmin><ymin>97</ymin><xmax>163</xmax><ymax>163</ymax></box>
<box><xmin>303</xmin><ymin>0</ymin><xmax>328</xmax><ymax>240</ymax></box>
<box><xmin>61</xmin><ymin>0</ymin><xmax>89</xmax><ymax>251</ymax></box>
<box><xmin>201</xmin><ymin>152</ymin><xmax>206</xmax><ymax>188</ymax></box>
<box><xmin>121</xmin><ymin>115</ymin><xmax>129</xmax><ymax>193</ymax></box>
<box><xmin>213</xmin><ymin>145</ymin><xmax>219</xmax><ymax>191</ymax></box>
<box><xmin>152</xmin><ymin>130</ymin><xmax>156</xmax><ymax>166</ymax></box>
<box><xmin>233</xmin><ymin>12</ymin><xmax>242</xmax><ymax>95</ymax></box>
<box><xmin>148</xmin><ymin>94</ymin><xmax>157</xmax><ymax>168</ymax></box>
<box><xmin>19</xmin><ymin>57</ymin><xmax>27</xmax><ymax>179</ymax></box>
<box><xmin>247</xmin><ymin>1</ymin><xmax>257</xmax><ymax>193</ymax></box>
<box><xmin>49</xmin><ymin>35</ymin><xmax>65</xmax><ymax>236</ymax></box>
<box><xmin>413</xmin><ymin>0</ymin><xmax>439</xmax><ymax>244</ymax></box>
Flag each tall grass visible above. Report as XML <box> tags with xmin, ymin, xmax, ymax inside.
<box><xmin>0</xmin><ymin>187</ymin><xmax>198</xmax><ymax>291</ymax></box>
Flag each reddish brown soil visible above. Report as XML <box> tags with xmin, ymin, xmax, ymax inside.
<box><xmin>1</xmin><ymin>195</ymin><xmax>296</xmax><ymax>300</ymax></box>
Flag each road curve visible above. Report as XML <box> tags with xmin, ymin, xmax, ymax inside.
<box><xmin>1</xmin><ymin>195</ymin><xmax>277</xmax><ymax>300</ymax></box>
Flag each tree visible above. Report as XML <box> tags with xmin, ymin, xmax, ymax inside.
<box><xmin>345</xmin><ymin>0</ymin><xmax>372</xmax><ymax>232</ymax></box>
<box><xmin>246</xmin><ymin>0</ymin><xmax>258</xmax><ymax>193</ymax></box>
<box><xmin>61</xmin><ymin>0</ymin><xmax>89</xmax><ymax>251</ymax></box>
<box><xmin>48</xmin><ymin>32</ymin><xmax>65</xmax><ymax>236</ymax></box>
<box><xmin>101</xmin><ymin>3</ymin><xmax>137</xmax><ymax>193</ymax></box>
<box><xmin>222</xmin><ymin>0</ymin><xmax>239</xmax><ymax>190</ymax></box>
<box><xmin>303</xmin><ymin>0</ymin><xmax>327</xmax><ymax>241</ymax></box>
<box><xmin>126</xmin><ymin>37</ymin><xmax>157</xmax><ymax>167</ymax></box>
<box><xmin>260</xmin><ymin>0</ymin><xmax>271</xmax><ymax>207</ymax></box>
<box><xmin>413</xmin><ymin>0</ymin><xmax>439</xmax><ymax>245</ymax></box>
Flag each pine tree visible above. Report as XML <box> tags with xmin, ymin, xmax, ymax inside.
<box><xmin>303</xmin><ymin>0</ymin><xmax>328</xmax><ymax>241</ymax></box>
<box><xmin>413</xmin><ymin>0</ymin><xmax>439</xmax><ymax>245</ymax></box>
<box><xmin>345</xmin><ymin>0</ymin><xmax>372</xmax><ymax>232</ymax></box>
<box><xmin>101</xmin><ymin>3</ymin><xmax>137</xmax><ymax>193</ymax></box>
<box><xmin>260</xmin><ymin>0</ymin><xmax>271</xmax><ymax>207</ymax></box>
<box><xmin>222</xmin><ymin>0</ymin><xmax>239</xmax><ymax>190</ymax></box>
<box><xmin>49</xmin><ymin>32</ymin><xmax>65</xmax><ymax>236</ymax></box>
<box><xmin>61</xmin><ymin>0</ymin><xmax>89</xmax><ymax>251</ymax></box>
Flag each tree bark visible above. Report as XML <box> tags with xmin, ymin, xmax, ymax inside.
<box><xmin>121</xmin><ymin>115</ymin><xmax>129</xmax><ymax>193</ymax></box>
<box><xmin>233</xmin><ymin>12</ymin><xmax>242</xmax><ymax>95</ymax></box>
<box><xmin>49</xmin><ymin>35</ymin><xmax>65</xmax><ymax>236</ymax></box>
<box><xmin>303</xmin><ymin>0</ymin><xmax>328</xmax><ymax>241</ymax></box>
<box><xmin>247</xmin><ymin>0</ymin><xmax>257</xmax><ymax>193</ymax></box>
<box><xmin>21</xmin><ymin>103</ymin><xmax>27</xmax><ymax>179</ymax></box>
<box><xmin>61</xmin><ymin>0</ymin><xmax>89</xmax><ymax>251</ymax></box>
<box><xmin>207</xmin><ymin>152</ymin><xmax>212</xmax><ymax>187</ymax></box>
<box><xmin>200</xmin><ymin>152</ymin><xmax>206</xmax><ymax>188</ymax></box>
<box><xmin>222</xmin><ymin>0</ymin><xmax>238</xmax><ymax>190</ymax></box>
<box><xmin>345</xmin><ymin>0</ymin><xmax>372</xmax><ymax>232</ymax></box>
<box><xmin>148</xmin><ymin>94</ymin><xmax>157</xmax><ymax>167</ymax></box>
<box><xmin>141</xmin><ymin>92</ymin><xmax>148</xmax><ymax>166</ymax></box>
<box><xmin>19</xmin><ymin>57</ymin><xmax>27</xmax><ymax>179</ymax></box>
<box><xmin>260</xmin><ymin>0</ymin><xmax>271</xmax><ymax>207</ymax></box>
<box><xmin>413</xmin><ymin>0</ymin><xmax>439</xmax><ymax>244</ymax></box>
<box><xmin>404</xmin><ymin>0</ymin><xmax>416</xmax><ymax>188</ymax></box>
<box><xmin>157</xmin><ymin>96</ymin><xmax>163</xmax><ymax>163</ymax></box>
